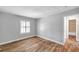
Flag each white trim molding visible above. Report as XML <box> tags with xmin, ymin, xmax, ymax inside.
<box><xmin>37</xmin><ymin>35</ymin><xmax>64</xmax><ymax>45</ymax></box>
<box><xmin>0</xmin><ymin>35</ymin><xmax>36</xmax><ymax>45</ymax></box>
<box><xmin>69</xmin><ymin>32</ymin><xmax>76</xmax><ymax>36</ymax></box>
<box><xmin>0</xmin><ymin>35</ymin><xmax>64</xmax><ymax>46</ymax></box>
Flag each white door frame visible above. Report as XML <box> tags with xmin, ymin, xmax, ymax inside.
<box><xmin>64</xmin><ymin>15</ymin><xmax>78</xmax><ymax>44</ymax></box>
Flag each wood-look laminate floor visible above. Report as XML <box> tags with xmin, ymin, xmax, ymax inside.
<box><xmin>64</xmin><ymin>35</ymin><xmax>79</xmax><ymax>52</ymax></box>
<box><xmin>69</xmin><ymin>35</ymin><xmax>76</xmax><ymax>41</ymax></box>
<box><xmin>0</xmin><ymin>36</ymin><xmax>79</xmax><ymax>52</ymax></box>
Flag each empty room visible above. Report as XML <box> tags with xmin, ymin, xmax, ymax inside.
<box><xmin>0</xmin><ymin>6</ymin><xmax>79</xmax><ymax>52</ymax></box>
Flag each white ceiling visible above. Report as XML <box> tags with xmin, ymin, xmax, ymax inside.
<box><xmin>0</xmin><ymin>6</ymin><xmax>78</xmax><ymax>18</ymax></box>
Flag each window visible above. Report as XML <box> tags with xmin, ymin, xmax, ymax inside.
<box><xmin>20</xmin><ymin>20</ymin><xmax>30</xmax><ymax>34</ymax></box>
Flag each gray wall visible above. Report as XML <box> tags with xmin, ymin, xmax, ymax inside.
<box><xmin>0</xmin><ymin>12</ymin><xmax>37</xmax><ymax>43</ymax></box>
<box><xmin>37</xmin><ymin>8</ymin><xmax>79</xmax><ymax>43</ymax></box>
<box><xmin>0</xmin><ymin>7</ymin><xmax>79</xmax><ymax>44</ymax></box>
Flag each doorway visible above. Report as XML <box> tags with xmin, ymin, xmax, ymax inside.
<box><xmin>69</xmin><ymin>20</ymin><xmax>76</xmax><ymax>41</ymax></box>
<box><xmin>64</xmin><ymin>15</ymin><xmax>77</xmax><ymax>44</ymax></box>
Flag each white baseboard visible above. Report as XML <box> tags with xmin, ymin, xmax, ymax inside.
<box><xmin>37</xmin><ymin>35</ymin><xmax>64</xmax><ymax>45</ymax></box>
<box><xmin>0</xmin><ymin>35</ymin><xmax>64</xmax><ymax>46</ymax></box>
<box><xmin>69</xmin><ymin>32</ymin><xmax>76</xmax><ymax>36</ymax></box>
<box><xmin>0</xmin><ymin>35</ymin><xmax>36</xmax><ymax>45</ymax></box>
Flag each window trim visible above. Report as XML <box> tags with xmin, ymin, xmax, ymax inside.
<box><xmin>20</xmin><ymin>20</ymin><xmax>30</xmax><ymax>34</ymax></box>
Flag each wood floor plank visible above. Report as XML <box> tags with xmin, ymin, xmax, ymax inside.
<box><xmin>0</xmin><ymin>36</ymin><xmax>79</xmax><ymax>52</ymax></box>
